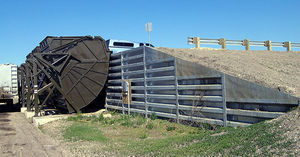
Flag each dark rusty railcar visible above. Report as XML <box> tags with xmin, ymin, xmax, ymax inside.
<box><xmin>19</xmin><ymin>36</ymin><xmax>110</xmax><ymax>114</ymax></box>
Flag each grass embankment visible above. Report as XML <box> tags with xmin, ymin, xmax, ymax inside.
<box><xmin>60</xmin><ymin>112</ymin><xmax>296</xmax><ymax>156</ymax></box>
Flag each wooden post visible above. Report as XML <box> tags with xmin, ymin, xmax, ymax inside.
<box><xmin>20</xmin><ymin>70</ymin><xmax>25</xmax><ymax>108</ymax></box>
<box><xmin>242</xmin><ymin>39</ymin><xmax>250</xmax><ymax>51</ymax></box>
<box><xmin>219</xmin><ymin>38</ymin><xmax>226</xmax><ymax>49</ymax></box>
<box><xmin>283</xmin><ymin>41</ymin><xmax>291</xmax><ymax>51</ymax></box>
<box><xmin>264</xmin><ymin>40</ymin><xmax>272</xmax><ymax>51</ymax></box>
<box><xmin>193</xmin><ymin>37</ymin><xmax>200</xmax><ymax>48</ymax></box>
<box><xmin>122</xmin><ymin>80</ymin><xmax>132</xmax><ymax>115</ymax></box>
<box><xmin>33</xmin><ymin>61</ymin><xmax>39</xmax><ymax>117</ymax></box>
<box><xmin>25</xmin><ymin>65</ymin><xmax>31</xmax><ymax>111</ymax></box>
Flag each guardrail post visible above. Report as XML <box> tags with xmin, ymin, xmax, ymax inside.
<box><xmin>264</xmin><ymin>40</ymin><xmax>272</xmax><ymax>51</ymax></box>
<box><xmin>283</xmin><ymin>41</ymin><xmax>291</xmax><ymax>51</ymax></box>
<box><xmin>193</xmin><ymin>37</ymin><xmax>200</xmax><ymax>48</ymax></box>
<box><xmin>219</xmin><ymin>38</ymin><xmax>226</xmax><ymax>49</ymax></box>
<box><xmin>242</xmin><ymin>39</ymin><xmax>250</xmax><ymax>51</ymax></box>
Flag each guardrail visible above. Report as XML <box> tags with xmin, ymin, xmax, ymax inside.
<box><xmin>187</xmin><ymin>37</ymin><xmax>300</xmax><ymax>51</ymax></box>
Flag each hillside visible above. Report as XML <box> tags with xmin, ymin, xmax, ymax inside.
<box><xmin>155</xmin><ymin>47</ymin><xmax>300</xmax><ymax>98</ymax></box>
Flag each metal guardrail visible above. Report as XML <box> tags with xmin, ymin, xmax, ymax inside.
<box><xmin>188</xmin><ymin>37</ymin><xmax>300</xmax><ymax>51</ymax></box>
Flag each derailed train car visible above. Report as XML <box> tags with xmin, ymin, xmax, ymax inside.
<box><xmin>19</xmin><ymin>36</ymin><xmax>110</xmax><ymax>115</ymax></box>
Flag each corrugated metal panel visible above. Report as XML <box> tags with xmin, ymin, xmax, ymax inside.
<box><xmin>106</xmin><ymin>47</ymin><xmax>299</xmax><ymax>127</ymax></box>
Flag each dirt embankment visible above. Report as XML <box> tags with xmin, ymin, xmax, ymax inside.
<box><xmin>156</xmin><ymin>47</ymin><xmax>300</xmax><ymax>98</ymax></box>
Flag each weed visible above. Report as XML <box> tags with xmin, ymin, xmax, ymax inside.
<box><xmin>106</xmin><ymin>118</ymin><xmax>116</xmax><ymax>125</ymax></box>
<box><xmin>146</xmin><ymin>122</ymin><xmax>154</xmax><ymax>130</ymax></box>
<box><xmin>67</xmin><ymin>114</ymin><xmax>84</xmax><ymax>121</ymax></box>
<box><xmin>98</xmin><ymin>113</ymin><xmax>104</xmax><ymax>121</ymax></box>
<box><xmin>136</xmin><ymin>116</ymin><xmax>146</xmax><ymax>126</ymax></box>
<box><xmin>120</xmin><ymin>115</ymin><xmax>134</xmax><ymax>127</ymax></box>
<box><xmin>288</xmin><ymin>106</ymin><xmax>298</xmax><ymax>112</ymax></box>
<box><xmin>139</xmin><ymin>132</ymin><xmax>148</xmax><ymax>139</ymax></box>
<box><xmin>166</xmin><ymin>126</ymin><xmax>176</xmax><ymax>131</ymax></box>
<box><xmin>150</xmin><ymin>112</ymin><xmax>157</xmax><ymax>120</ymax></box>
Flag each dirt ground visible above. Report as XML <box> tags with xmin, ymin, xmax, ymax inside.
<box><xmin>0</xmin><ymin>111</ymin><xmax>71</xmax><ymax>157</ymax></box>
<box><xmin>271</xmin><ymin>106</ymin><xmax>300</xmax><ymax>154</ymax></box>
<box><xmin>156</xmin><ymin>47</ymin><xmax>300</xmax><ymax>98</ymax></box>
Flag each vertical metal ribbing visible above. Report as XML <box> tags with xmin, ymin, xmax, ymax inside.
<box><xmin>143</xmin><ymin>47</ymin><xmax>148</xmax><ymax>118</ymax></box>
<box><xmin>128</xmin><ymin>80</ymin><xmax>131</xmax><ymax>115</ymax></box>
<box><xmin>174</xmin><ymin>59</ymin><xmax>179</xmax><ymax>123</ymax></box>
<box><xmin>221</xmin><ymin>74</ymin><xmax>227</xmax><ymax>126</ymax></box>
<box><xmin>121</xmin><ymin>52</ymin><xmax>125</xmax><ymax>114</ymax></box>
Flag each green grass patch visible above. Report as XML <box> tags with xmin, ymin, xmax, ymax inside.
<box><xmin>64</xmin><ymin>122</ymin><xmax>107</xmax><ymax>143</ymax></box>
<box><xmin>62</xmin><ymin>112</ymin><xmax>297</xmax><ymax>156</ymax></box>
<box><xmin>120</xmin><ymin>121</ymin><xmax>291</xmax><ymax>156</ymax></box>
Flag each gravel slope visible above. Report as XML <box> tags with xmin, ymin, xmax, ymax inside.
<box><xmin>156</xmin><ymin>47</ymin><xmax>300</xmax><ymax>98</ymax></box>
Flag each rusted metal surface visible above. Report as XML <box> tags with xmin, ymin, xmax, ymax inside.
<box><xmin>20</xmin><ymin>36</ymin><xmax>110</xmax><ymax>113</ymax></box>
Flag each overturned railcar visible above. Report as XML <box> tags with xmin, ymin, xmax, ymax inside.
<box><xmin>19</xmin><ymin>36</ymin><xmax>110</xmax><ymax>114</ymax></box>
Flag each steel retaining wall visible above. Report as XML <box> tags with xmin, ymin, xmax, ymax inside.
<box><xmin>105</xmin><ymin>47</ymin><xmax>299</xmax><ymax>127</ymax></box>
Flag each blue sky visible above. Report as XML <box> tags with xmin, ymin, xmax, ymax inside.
<box><xmin>0</xmin><ymin>0</ymin><xmax>299</xmax><ymax>65</ymax></box>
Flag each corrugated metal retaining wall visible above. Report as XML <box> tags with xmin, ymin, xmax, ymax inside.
<box><xmin>105</xmin><ymin>47</ymin><xmax>299</xmax><ymax>127</ymax></box>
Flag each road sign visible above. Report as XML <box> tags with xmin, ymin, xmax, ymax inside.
<box><xmin>145</xmin><ymin>22</ymin><xmax>152</xmax><ymax>46</ymax></box>
<box><xmin>145</xmin><ymin>23</ymin><xmax>152</xmax><ymax>32</ymax></box>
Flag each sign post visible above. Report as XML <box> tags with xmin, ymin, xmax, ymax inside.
<box><xmin>145</xmin><ymin>22</ymin><xmax>152</xmax><ymax>46</ymax></box>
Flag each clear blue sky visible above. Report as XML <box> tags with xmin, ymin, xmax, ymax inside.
<box><xmin>0</xmin><ymin>0</ymin><xmax>299</xmax><ymax>65</ymax></box>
